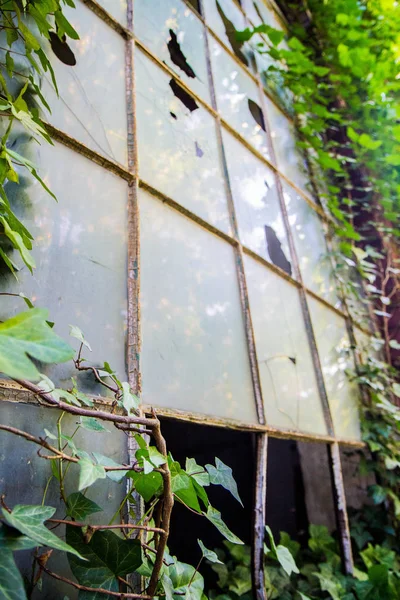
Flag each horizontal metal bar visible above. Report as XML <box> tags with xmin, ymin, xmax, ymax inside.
<box><xmin>45</xmin><ymin>123</ymin><xmax>134</xmax><ymax>182</ymax></box>
<box><xmin>0</xmin><ymin>382</ymin><xmax>364</xmax><ymax>447</ymax></box>
<box><xmin>80</xmin><ymin>0</ymin><xmax>132</xmax><ymax>37</ymax></box>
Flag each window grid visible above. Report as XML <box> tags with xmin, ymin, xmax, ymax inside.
<box><xmin>0</xmin><ymin>0</ymin><xmax>374</xmax><ymax>594</ymax></box>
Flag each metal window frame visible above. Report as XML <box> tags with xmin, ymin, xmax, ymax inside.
<box><xmin>0</xmin><ymin>0</ymin><xmax>372</xmax><ymax>597</ymax></box>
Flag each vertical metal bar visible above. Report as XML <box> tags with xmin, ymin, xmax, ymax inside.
<box><xmin>253</xmin><ymin>433</ymin><xmax>268</xmax><ymax>600</ymax></box>
<box><xmin>126</xmin><ymin>0</ymin><xmax>140</xmax><ymax>399</ymax></box>
<box><xmin>328</xmin><ymin>442</ymin><xmax>354</xmax><ymax>574</ymax></box>
<box><xmin>200</xmin><ymin>0</ymin><xmax>266</xmax><ymax>426</ymax></box>
<box><xmin>199</xmin><ymin>6</ymin><xmax>268</xmax><ymax>596</ymax></box>
<box><xmin>249</xmin><ymin>20</ymin><xmax>355</xmax><ymax>574</ymax></box>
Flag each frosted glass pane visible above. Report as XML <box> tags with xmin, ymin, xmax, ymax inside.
<box><xmin>308</xmin><ymin>296</ymin><xmax>361</xmax><ymax>440</ymax></box>
<box><xmin>203</xmin><ymin>0</ymin><xmax>250</xmax><ymax>67</ymax></box>
<box><xmin>283</xmin><ymin>183</ymin><xmax>340</xmax><ymax>307</ymax></box>
<box><xmin>140</xmin><ymin>189</ymin><xmax>257</xmax><ymax>423</ymax></box>
<box><xmin>264</xmin><ymin>96</ymin><xmax>312</xmax><ymax>195</ymax></box>
<box><xmin>0</xmin><ymin>401</ymin><xmax>127</xmax><ymax>598</ymax></box>
<box><xmin>134</xmin><ymin>0</ymin><xmax>211</xmax><ymax>103</ymax></box>
<box><xmin>42</xmin><ymin>2</ymin><xmax>127</xmax><ymax>166</ymax></box>
<box><xmin>211</xmin><ymin>40</ymin><xmax>270</xmax><ymax>158</ymax></box>
<box><xmin>222</xmin><ymin>129</ymin><xmax>292</xmax><ymax>275</ymax></box>
<box><xmin>244</xmin><ymin>255</ymin><xmax>327</xmax><ymax>435</ymax></box>
<box><xmin>241</xmin><ymin>0</ymin><xmax>285</xmax><ymax>30</ymax></box>
<box><xmin>97</xmin><ymin>0</ymin><xmax>127</xmax><ymax>25</ymax></box>
<box><xmin>0</xmin><ymin>142</ymin><xmax>127</xmax><ymax>388</ymax></box>
<box><xmin>136</xmin><ymin>49</ymin><xmax>231</xmax><ymax>234</ymax></box>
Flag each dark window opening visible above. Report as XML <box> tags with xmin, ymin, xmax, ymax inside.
<box><xmin>167</xmin><ymin>29</ymin><xmax>197</xmax><ymax>79</ymax></box>
<box><xmin>160</xmin><ymin>419</ymin><xmax>256</xmax><ymax>588</ymax></box>
<box><xmin>266</xmin><ymin>439</ymin><xmax>336</xmax><ymax>546</ymax></box>
<box><xmin>169</xmin><ymin>78</ymin><xmax>199</xmax><ymax>112</ymax></box>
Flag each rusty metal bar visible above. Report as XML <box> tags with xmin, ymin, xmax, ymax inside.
<box><xmin>328</xmin><ymin>442</ymin><xmax>354</xmax><ymax>574</ymax></box>
<box><xmin>252</xmin><ymin>434</ymin><xmax>268</xmax><ymax>600</ymax></box>
<box><xmin>250</xmin><ymin>20</ymin><xmax>355</xmax><ymax>576</ymax></box>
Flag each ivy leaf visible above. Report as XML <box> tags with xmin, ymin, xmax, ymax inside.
<box><xmin>392</xmin><ymin>383</ymin><xmax>400</xmax><ymax>397</ymax></box>
<box><xmin>198</xmin><ymin>539</ymin><xmax>223</xmax><ymax>564</ymax></box>
<box><xmin>167</xmin><ymin>558</ymin><xmax>205</xmax><ymax>600</ymax></box>
<box><xmin>265</xmin><ymin>526</ymin><xmax>299</xmax><ymax>576</ymax></box>
<box><xmin>186</xmin><ymin>458</ymin><xmax>210</xmax><ymax>487</ymax></box>
<box><xmin>66</xmin><ymin>492</ymin><xmax>102</xmax><ymax>521</ymax></box>
<box><xmin>66</xmin><ymin>526</ymin><xmax>142</xmax><ymax>591</ymax></box>
<box><xmin>358</xmin><ymin>133</ymin><xmax>382</xmax><ymax>150</ymax></box>
<box><xmin>69</xmin><ymin>324</ymin><xmax>92</xmax><ymax>351</ymax></box>
<box><xmin>389</xmin><ymin>340</ymin><xmax>400</xmax><ymax>350</ymax></box>
<box><xmin>0</xmin><ymin>523</ymin><xmax>38</xmax><ymax>551</ymax></box>
<box><xmin>170</xmin><ymin>459</ymin><xmax>202</xmax><ymax>513</ymax></box>
<box><xmin>2</xmin><ymin>505</ymin><xmax>84</xmax><ymax>559</ymax></box>
<box><xmin>130</xmin><ymin>470</ymin><xmax>163</xmax><ymax>502</ymax></box>
<box><xmin>0</xmin><ymin>550</ymin><xmax>27</xmax><ymax>600</ymax></box>
<box><xmin>80</xmin><ymin>417</ymin><xmax>109</xmax><ymax>433</ymax></box>
<box><xmin>205</xmin><ymin>458</ymin><xmax>243</xmax><ymax>506</ymax></box>
<box><xmin>121</xmin><ymin>382</ymin><xmax>140</xmax><ymax>414</ymax></box>
<box><xmin>0</xmin><ymin>308</ymin><xmax>74</xmax><ymax>381</ymax></box>
<box><xmin>92</xmin><ymin>452</ymin><xmax>128</xmax><ymax>483</ymax></box>
<box><xmin>205</xmin><ymin>506</ymin><xmax>243</xmax><ymax>545</ymax></box>
<box><xmin>384</xmin><ymin>154</ymin><xmax>400</xmax><ymax>166</ymax></box>
<box><xmin>78</xmin><ymin>457</ymin><xmax>106</xmax><ymax>490</ymax></box>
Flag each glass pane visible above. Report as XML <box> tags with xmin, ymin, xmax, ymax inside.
<box><xmin>134</xmin><ymin>0</ymin><xmax>211</xmax><ymax>103</ymax></box>
<box><xmin>308</xmin><ymin>296</ymin><xmax>361</xmax><ymax>440</ymax></box>
<box><xmin>135</xmin><ymin>49</ymin><xmax>231</xmax><ymax>234</ymax></box>
<box><xmin>140</xmin><ymin>188</ymin><xmax>257</xmax><ymax>423</ymax></box>
<box><xmin>0</xmin><ymin>142</ymin><xmax>128</xmax><ymax>388</ymax></box>
<box><xmin>241</xmin><ymin>0</ymin><xmax>285</xmax><ymax>29</ymax></box>
<box><xmin>264</xmin><ymin>96</ymin><xmax>312</xmax><ymax>196</ymax></box>
<box><xmin>283</xmin><ymin>182</ymin><xmax>340</xmax><ymax>307</ymax></box>
<box><xmin>203</xmin><ymin>0</ymin><xmax>251</xmax><ymax>67</ymax></box>
<box><xmin>222</xmin><ymin>129</ymin><xmax>292</xmax><ymax>274</ymax></box>
<box><xmin>41</xmin><ymin>1</ymin><xmax>128</xmax><ymax>166</ymax></box>
<box><xmin>0</xmin><ymin>401</ymin><xmax>127</xmax><ymax>597</ymax></box>
<box><xmin>96</xmin><ymin>0</ymin><xmax>127</xmax><ymax>25</ymax></box>
<box><xmin>244</xmin><ymin>255</ymin><xmax>327</xmax><ymax>435</ymax></box>
<box><xmin>210</xmin><ymin>40</ymin><xmax>270</xmax><ymax>158</ymax></box>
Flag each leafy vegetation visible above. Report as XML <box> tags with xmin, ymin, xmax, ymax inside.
<box><xmin>0</xmin><ymin>0</ymin><xmax>400</xmax><ymax>598</ymax></box>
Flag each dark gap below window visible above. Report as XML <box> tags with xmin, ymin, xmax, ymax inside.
<box><xmin>266</xmin><ymin>439</ymin><xmax>336</xmax><ymax>547</ymax></box>
<box><xmin>160</xmin><ymin>419</ymin><xmax>256</xmax><ymax>588</ymax></box>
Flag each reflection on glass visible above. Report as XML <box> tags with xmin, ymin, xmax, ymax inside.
<box><xmin>140</xmin><ymin>189</ymin><xmax>257</xmax><ymax>423</ymax></box>
<box><xmin>203</xmin><ymin>0</ymin><xmax>250</xmax><ymax>66</ymax></box>
<box><xmin>222</xmin><ymin>129</ymin><xmax>291</xmax><ymax>273</ymax></box>
<box><xmin>264</xmin><ymin>96</ymin><xmax>311</xmax><ymax>195</ymax></box>
<box><xmin>211</xmin><ymin>40</ymin><xmax>270</xmax><ymax>157</ymax></box>
<box><xmin>244</xmin><ymin>255</ymin><xmax>327</xmax><ymax>435</ymax></box>
<box><xmin>0</xmin><ymin>402</ymin><xmax>127</xmax><ymax>597</ymax></box>
<box><xmin>308</xmin><ymin>296</ymin><xmax>361</xmax><ymax>440</ymax></box>
<box><xmin>96</xmin><ymin>0</ymin><xmax>127</xmax><ymax>25</ymax></box>
<box><xmin>283</xmin><ymin>183</ymin><xmax>340</xmax><ymax>306</ymax></box>
<box><xmin>134</xmin><ymin>0</ymin><xmax>211</xmax><ymax>103</ymax></box>
<box><xmin>0</xmin><ymin>142</ymin><xmax>128</xmax><ymax>388</ymax></box>
<box><xmin>135</xmin><ymin>49</ymin><xmax>231</xmax><ymax>234</ymax></box>
<box><xmin>41</xmin><ymin>1</ymin><xmax>127</xmax><ymax>166</ymax></box>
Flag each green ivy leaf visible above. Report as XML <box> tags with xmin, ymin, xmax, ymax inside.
<box><xmin>0</xmin><ymin>309</ymin><xmax>74</xmax><ymax>381</ymax></box>
<box><xmin>0</xmin><ymin>523</ymin><xmax>38</xmax><ymax>551</ymax></box>
<box><xmin>78</xmin><ymin>457</ymin><xmax>106</xmax><ymax>490</ymax></box>
<box><xmin>0</xmin><ymin>550</ymin><xmax>27</xmax><ymax>600</ymax></box>
<box><xmin>92</xmin><ymin>452</ymin><xmax>128</xmax><ymax>483</ymax></box>
<box><xmin>130</xmin><ymin>470</ymin><xmax>163</xmax><ymax>502</ymax></box>
<box><xmin>66</xmin><ymin>526</ymin><xmax>142</xmax><ymax>591</ymax></box>
<box><xmin>265</xmin><ymin>526</ymin><xmax>299</xmax><ymax>576</ymax></box>
<box><xmin>80</xmin><ymin>417</ymin><xmax>109</xmax><ymax>433</ymax></box>
<box><xmin>198</xmin><ymin>539</ymin><xmax>223</xmax><ymax>564</ymax></box>
<box><xmin>69</xmin><ymin>324</ymin><xmax>92</xmax><ymax>351</ymax></box>
<box><xmin>66</xmin><ymin>492</ymin><xmax>103</xmax><ymax>521</ymax></box>
<box><xmin>186</xmin><ymin>458</ymin><xmax>210</xmax><ymax>487</ymax></box>
<box><xmin>121</xmin><ymin>382</ymin><xmax>140</xmax><ymax>414</ymax></box>
<box><xmin>2</xmin><ymin>505</ymin><xmax>84</xmax><ymax>559</ymax></box>
<box><xmin>205</xmin><ymin>458</ymin><xmax>243</xmax><ymax>506</ymax></box>
<box><xmin>205</xmin><ymin>506</ymin><xmax>243</xmax><ymax>545</ymax></box>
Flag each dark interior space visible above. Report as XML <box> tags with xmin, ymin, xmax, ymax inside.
<box><xmin>266</xmin><ymin>438</ymin><xmax>309</xmax><ymax>546</ymax></box>
<box><xmin>160</xmin><ymin>419</ymin><xmax>256</xmax><ymax>585</ymax></box>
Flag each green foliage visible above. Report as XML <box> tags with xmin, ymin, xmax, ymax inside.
<box><xmin>209</xmin><ymin>524</ymin><xmax>400</xmax><ymax>600</ymax></box>
<box><xmin>0</xmin><ymin>308</ymin><xmax>74</xmax><ymax>380</ymax></box>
